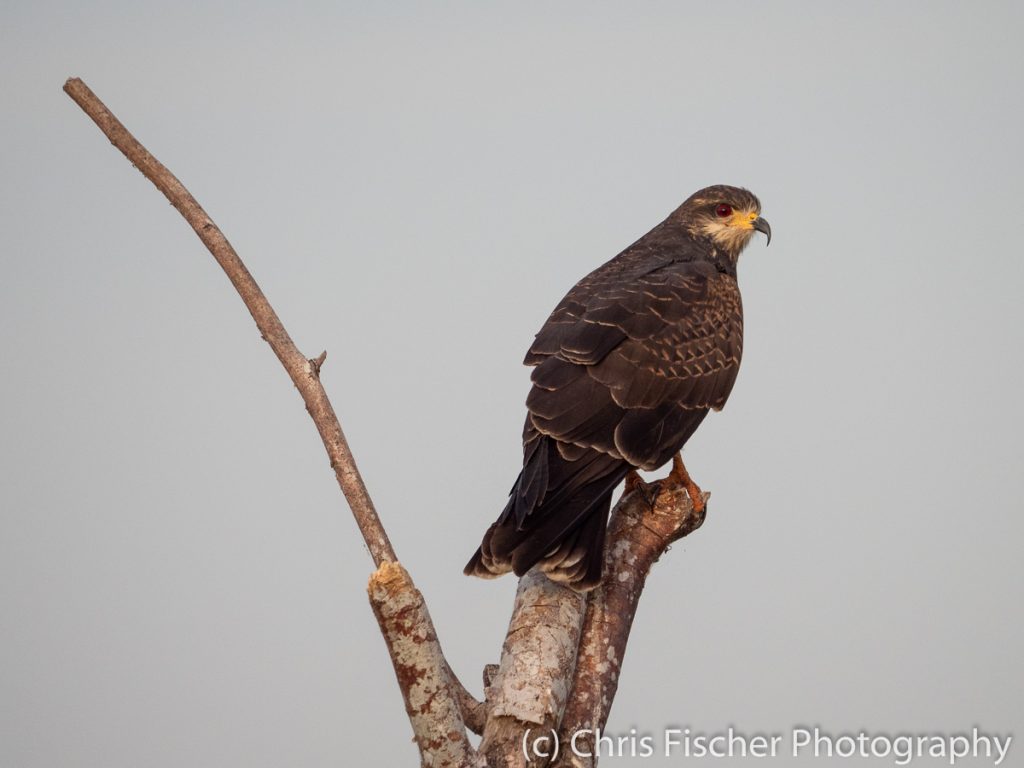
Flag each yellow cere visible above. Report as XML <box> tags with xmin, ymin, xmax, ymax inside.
<box><xmin>729</xmin><ymin>210</ymin><xmax>758</xmax><ymax>230</ymax></box>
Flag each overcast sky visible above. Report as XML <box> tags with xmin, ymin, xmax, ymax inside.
<box><xmin>2</xmin><ymin>2</ymin><xmax>1022</xmax><ymax>766</ymax></box>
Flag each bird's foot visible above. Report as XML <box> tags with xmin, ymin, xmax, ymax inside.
<box><xmin>661</xmin><ymin>453</ymin><xmax>706</xmax><ymax>516</ymax></box>
<box><xmin>624</xmin><ymin>469</ymin><xmax>657</xmax><ymax>508</ymax></box>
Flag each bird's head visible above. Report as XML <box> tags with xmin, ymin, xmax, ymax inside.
<box><xmin>673</xmin><ymin>185</ymin><xmax>771</xmax><ymax>260</ymax></box>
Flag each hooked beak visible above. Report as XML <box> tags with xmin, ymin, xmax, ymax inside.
<box><xmin>752</xmin><ymin>216</ymin><xmax>771</xmax><ymax>245</ymax></box>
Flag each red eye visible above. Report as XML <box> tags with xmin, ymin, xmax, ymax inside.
<box><xmin>716</xmin><ymin>204</ymin><xmax>733</xmax><ymax>218</ymax></box>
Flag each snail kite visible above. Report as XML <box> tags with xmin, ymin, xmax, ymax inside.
<box><xmin>465</xmin><ymin>185</ymin><xmax>770</xmax><ymax>590</ymax></box>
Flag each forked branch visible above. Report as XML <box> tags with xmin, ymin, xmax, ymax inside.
<box><xmin>65</xmin><ymin>77</ymin><xmax>710</xmax><ymax>768</ymax></box>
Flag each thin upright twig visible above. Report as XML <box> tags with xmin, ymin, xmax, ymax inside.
<box><xmin>62</xmin><ymin>77</ymin><xmax>396</xmax><ymax>567</ymax></box>
<box><xmin>63</xmin><ymin>77</ymin><xmax>476</xmax><ymax>766</ymax></box>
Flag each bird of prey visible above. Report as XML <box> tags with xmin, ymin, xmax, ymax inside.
<box><xmin>464</xmin><ymin>185</ymin><xmax>770</xmax><ymax>591</ymax></box>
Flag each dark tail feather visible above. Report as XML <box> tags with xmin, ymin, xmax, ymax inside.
<box><xmin>464</xmin><ymin>443</ymin><xmax>627</xmax><ymax>591</ymax></box>
<box><xmin>534</xmin><ymin>491</ymin><xmax>610</xmax><ymax>590</ymax></box>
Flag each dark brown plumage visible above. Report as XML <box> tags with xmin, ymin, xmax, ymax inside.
<box><xmin>465</xmin><ymin>185</ymin><xmax>770</xmax><ymax>590</ymax></box>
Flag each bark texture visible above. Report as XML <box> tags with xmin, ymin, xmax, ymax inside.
<box><xmin>552</xmin><ymin>482</ymin><xmax>707</xmax><ymax>767</ymax></box>
<box><xmin>369</xmin><ymin>562</ymin><xmax>474</xmax><ymax>767</ymax></box>
<box><xmin>481</xmin><ymin>571</ymin><xmax>587</xmax><ymax>767</ymax></box>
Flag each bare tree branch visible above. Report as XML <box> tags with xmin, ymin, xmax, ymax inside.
<box><xmin>448</xmin><ymin>661</ymin><xmax>487</xmax><ymax>736</ymax></box>
<box><xmin>66</xmin><ymin>77</ymin><xmax>715</xmax><ymax>768</ymax></box>
<box><xmin>62</xmin><ymin>77</ymin><xmax>397</xmax><ymax>567</ymax></box>
<box><xmin>480</xmin><ymin>571</ymin><xmax>587</xmax><ymax>767</ymax></box>
<box><xmin>369</xmin><ymin>562</ymin><xmax>474</xmax><ymax>766</ymax></box>
<box><xmin>63</xmin><ymin>77</ymin><xmax>475</xmax><ymax>766</ymax></box>
<box><xmin>552</xmin><ymin>482</ymin><xmax>706</xmax><ymax>768</ymax></box>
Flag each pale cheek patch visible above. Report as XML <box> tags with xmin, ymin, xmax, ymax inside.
<box><xmin>701</xmin><ymin>221</ymin><xmax>756</xmax><ymax>252</ymax></box>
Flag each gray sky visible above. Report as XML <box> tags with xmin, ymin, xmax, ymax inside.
<box><xmin>2</xmin><ymin>2</ymin><xmax>1022</xmax><ymax>765</ymax></box>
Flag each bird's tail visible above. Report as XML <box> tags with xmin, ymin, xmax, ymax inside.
<box><xmin>464</xmin><ymin>440</ymin><xmax>628</xmax><ymax>591</ymax></box>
